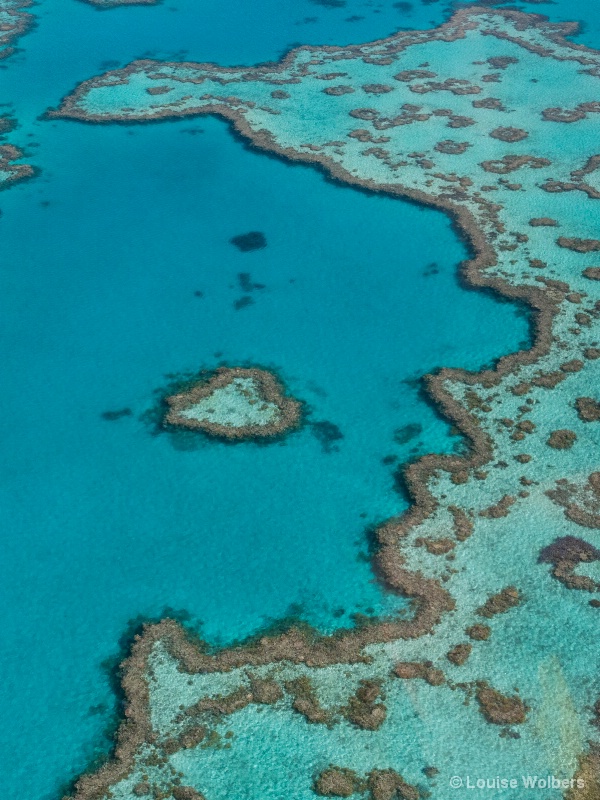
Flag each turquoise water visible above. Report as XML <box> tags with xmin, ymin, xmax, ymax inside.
<box><xmin>0</xmin><ymin>0</ymin><xmax>599</xmax><ymax>798</ymax></box>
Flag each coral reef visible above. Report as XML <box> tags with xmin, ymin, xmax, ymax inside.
<box><xmin>48</xmin><ymin>8</ymin><xmax>600</xmax><ymax>799</ymax></box>
<box><xmin>0</xmin><ymin>143</ymin><xmax>35</xmax><ymax>189</ymax></box>
<box><xmin>0</xmin><ymin>0</ymin><xmax>34</xmax><ymax>59</ymax></box>
<box><xmin>164</xmin><ymin>367</ymin><xmax>302</xmax><ymax>440</ymax></box>
<box><xmin>475</xmin><ymin>683</ymin><xmax>528</xmax><ymax>725</ymax></box>
<box><xmin>539</xmin><ymin>536</ymin><xmax>600</xmax><ymax>592</ymax></box>
<box><xmin>314</xmin><ymin>767</ymin><xmax>362</xmax><ymax>797</ymax></box>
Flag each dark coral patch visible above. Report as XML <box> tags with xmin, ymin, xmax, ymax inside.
<box><xmin>238</xmin><ymin>272</ymin><xmax>266</xmax><ymax>292</ymax></box>
<box><xmin>311</xmin><ymin>420</ymin><xmax>344</xmax><ymax>453</ymax></box>
<box><xmin>233</xmin><ymin>295</ymin><xmax>255</xmax><ymax>310</ymax></box>
<box><xmin>101</xmin><ymin>408</ymin><xmax>133</xmax><ymax>421</ymax></box>
<box><xmin>394</xmin><ymin>423</ymin><xmax>422</xmax><ymax>444</ymax></box>
<box><xmin>230</xmin><ymin>231</ymin><xmax>267</xmax><ymax>252</ymax></box>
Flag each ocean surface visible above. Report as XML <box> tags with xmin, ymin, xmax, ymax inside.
<box><xmin>0</xmin><ymin>0</ymin><xmax>598</xmax><ymax>797</ymax></box>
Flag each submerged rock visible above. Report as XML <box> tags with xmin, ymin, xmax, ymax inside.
<box><xmin>230</xmin><ymin>231</ymin><xmax>267</xmax><ymax>252</ymax></box>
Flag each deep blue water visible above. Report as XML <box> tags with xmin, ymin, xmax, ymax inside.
<box><xmin>0</xmin><ymin>0</ymin><xmax>597</xmax><ymax>797</ymax></box>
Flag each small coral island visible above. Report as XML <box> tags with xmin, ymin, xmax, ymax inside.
<box><xmin>164</xmin><ymin>367</ymin><xmax>302</xmax><ymax>440</ymax></box>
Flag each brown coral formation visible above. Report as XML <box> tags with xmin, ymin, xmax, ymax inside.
<box><xmin>343</xmin><ymin>680</ymin><xmax>387</xmax><ymax>730</ymax></box>
<box><xmin>541</xmin><ymin>178</ymin><xmax>600</xmax><ymax>200</ymax></box>
<box><xmin>362</xmin><ymin>84</ymin><xmax>393</xmax><ymax>94</ymax></box>
<box><xmin>368</xmin><ymin>770</ymin><xmax>420</xmax><ymax>800</ymax></box>
<box><xmin>557</xmin><ymin>237</ymin><xmax>600</xmax><ymax>253</ymax></box>
<box><xmin>446</xmin><ymin>643</ymin><xmax>472</xmax><ymax>666</ymax></box>
<box><xmin>480</xmin><ymin>155</ymin><xmax>550</xmax><ymax>174</ymax></box>
<box><xmin>479</xmin><ymin>495</ymin><xmax>516</xmax><ymax>518</ymax></box>
<box><xmin>314</xmin><ymin>767</ymin><xmax>362</xmax><ymax>797</ymax></box>
<box><xmin>171</xmin><ymin>788</ymin><xmax>206</xmax><ymax>800</ymax></box>
<box><xmin>529</xmin><ymin>217</ymin><xmax>558</xmax><ymax>226</ymax></box>
<box><xmin>566</xmin><ymin>747</ymin><xmax>600</xmax><ymax>800</ymax></box>
<box><xmin>393</xmin><ymin>661</ymin><xmax>445</xmax><ymax>685</ymax></box>
<box><xmin>313</xmin><ymin>766</ymin><xmax>422</xmax><ymax>800</ymax></box>
<box><xmin>0</xmin><ymin>144</ymin><xmax>35</xmax><ymax>188</ymax></box>
<box><xmin>489</xmin><ymin>126</ymin><xmax>528</xmax><ymax>142</ymax></box>
<box><xmin>575</xmin><ymin>397</ymin><xmax>600</xmax><ymax>422</ymax></box>
<box><xmin>247</xmin><ymin>675</ymin><xmax>283</xmax><ymax>704</ymax></box>
<box><xmin>185</xmin><ymin>686</ymin><xmax>253</xmax><ymax>717</ymax></box>
<box><xmin>487</xmin><ymin>56</ymin><xmax>518</xmax><ymax>70</ymax></box>
<box><xmin>348</xmin><ymin>128</ymin><xmax>390</xmax><ymax>143</ymax></box>
<box><xmin>475</xmin><ymin>683</ymin><xmax>528</xmax><ymax>725</ymax></box>
<box><xmin>146</xmin><ymin>86</ymin><xmax>172</xmax><ymax>95</ymax></box>
<box><xmin>447</xmin><ymin>115</ymin><xmax>475</xmax><ymax>128</ymax></box>
<box><xmin>472</xmin><ymin>97</ymin><xmax>504</xmax><ymax>110</ymax></box>
<box><xmin>324</xmin><ymin>85</ymin><xmax>355</xmax><ymax>96</ymax></box>
<box><xmin>449</xmin><ymin>505</ymin><xmax>473</xmax><ymax>541</ymax></box>
<box><xmin>164</xmin><ymin>367</ymin><xmax>302</xmax><ymax>440</ymax></box>
<box><xmin>547</xmin><ymin>429</ymin><xmax>577</xmax><ymax>449</ymax></box>
<box><xmin>434</xmin><ymin>140</ymin><xmax>470</xmax><ymax>155</ymax></box>
<box><xmin>0</xmin><ymin>0</ymin><xmax>34</xmax><ymax>60</ymax></box>
<box><xmin>530</xmin><ymin>370</ymin><xmax>565</xmax><ymax>389</ymax></box>
<box><xmin>539</xmin><ymin>535</ymin><xmax>600</xmax><ymax>592</ymax></box>
<box><xmin>410</xmin><ymin>78</ymin><xmax>481</xmax><ymax>96</ymax></box>
<box><xmin>466</xmin><ymin>624</ymin><xmax>491</xmax><ymax>641</ymax></box>
<box><xmin>542</xmin><ymin>107</ymin><xmax>586</xmax><ymax>123</ymax></box>
<box><xmin>394</xmin><ymin>69</ymin><xmax>436</xmax><ymax>82</ymax></box>
<box><xmin>421</xmin><ymin>537</ymin><xmax>455</xmax><ymax>555</ymax></box>
<box><xmin>542</xmin><ymin>102</ymin><xmax>600</xmax><ymax>123</ymax></box>
<box><xmin>177</xmin><ymin>725</ymin><xmax>207</xmax><ymax>750</ymax></box>
<box><xmin>583</xmin><ymin>266</ymin><xmax>600</xmax><ymax>280</ymax></box>
<box><xmin>286</xmin><ymin>677</ymin><xmax>332</xmax><ymax>725</ymax></box>
<box><xmin>547</xmin><ymin>474</ymin><xmax>600</xmax><ymax>528</ymax></box>
<box><xmin>476</xmin><ymin>586</ymin><xmax>521</xmax><ymax>617</ymax></box>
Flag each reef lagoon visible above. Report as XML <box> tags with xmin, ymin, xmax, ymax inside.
<box><xmin>1</xmin><ymin>1</ymin><xmax>599</xmax><ymax>799</ymax></box>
